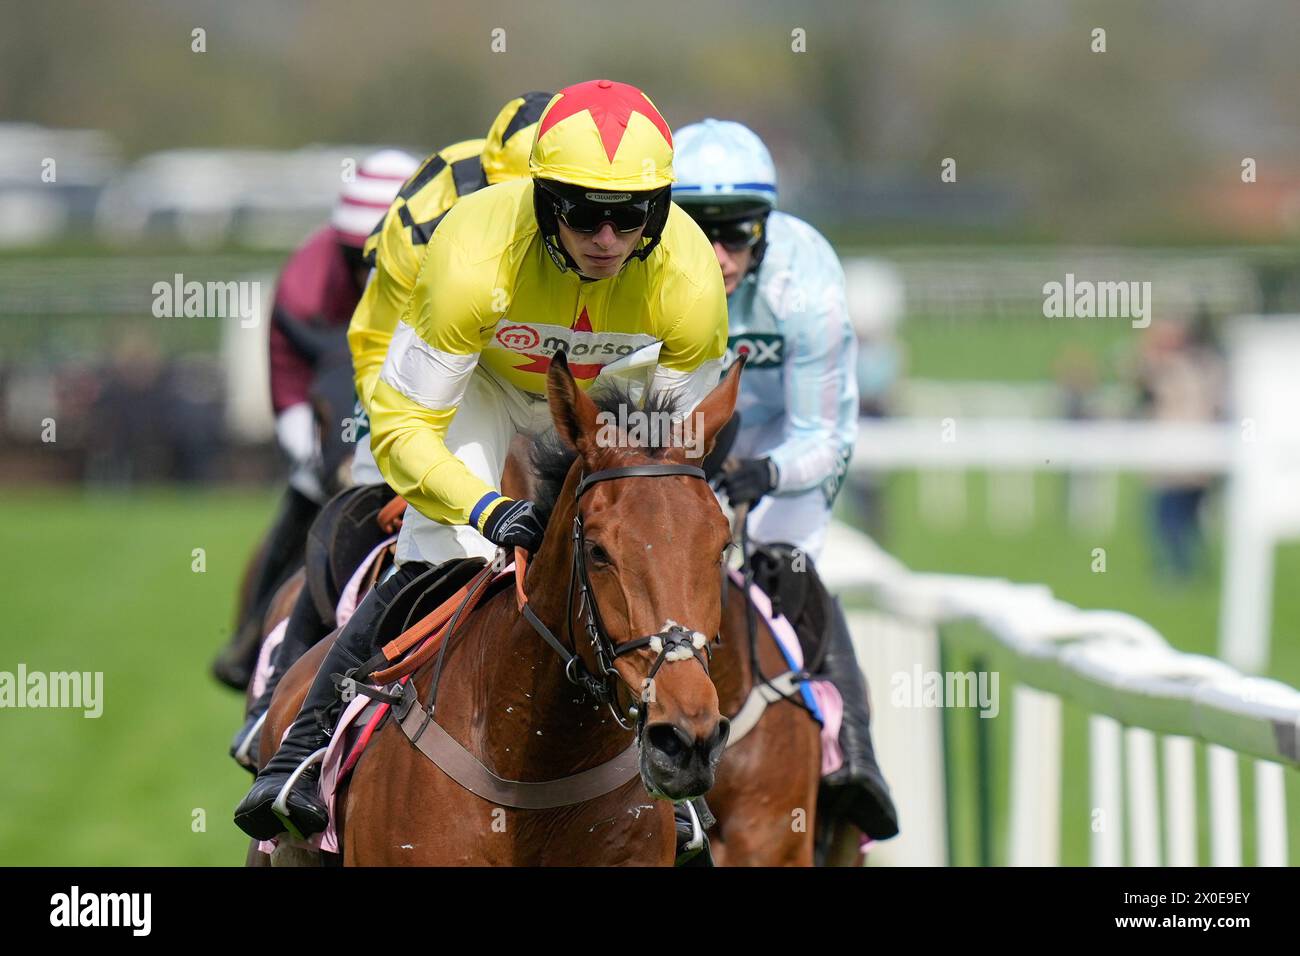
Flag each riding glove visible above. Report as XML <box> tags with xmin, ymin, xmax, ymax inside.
<box><xmin>481</xmin><ymin>497</ymin><xmax>546</xmax><ymax>553</ymax></box>
<box><xmin>721</xmin><ymin>457</ymin><xmax>778</xmax><ymax>506</ymax></box>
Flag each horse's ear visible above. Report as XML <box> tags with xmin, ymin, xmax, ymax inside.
<box><xmin>546</xmin><ymin>351</ymin><xmax>601</xmax><ymax>459</ymax></box>
<box><xmin>679</xmin><ymin>355</ymin><xmax>745</xmax><ymax>462</ymax></box>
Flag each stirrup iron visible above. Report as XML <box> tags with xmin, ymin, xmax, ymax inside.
<box><xmin>271</xmin><ymin>746</ymin><xmax>328</xmax><ymax>839</ymax></box>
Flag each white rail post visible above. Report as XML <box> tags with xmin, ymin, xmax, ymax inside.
<box><xmin>1124</xmin><ymin>728</ymin><xmax>1161</xmax><ymax>866</ymax></box>
<box><xmin>1254</xmin><ymin>761</ymin><xmax>1287</xmax><ymax>866</ymax></box>
<box><xmin>987</xmin><ymin>470</ymin><xmax>1035</xmax><ymax>534</ymax></box>
<box><xmin>918</xmin><ymin>470</ymin><xmax>966</xmax><ymax>530</ymax></box>
<box><xmin>1009</xmin><ymin>686</ymin><xmax>1061</xmax><ymax>865</ymax></box>
<box><xmin>1207</xmin><ymin>744</ymin><xmax>1242</xmax><ymax>866</ymax></box>
<box><xmin>847</xmin><ymin>610</ymin><xmax>948</xmax><ymax>867</ymax></box>
<box><xmin>1162</xmin><ymin>735</ymin><xmax>1197</xmax><ymax>866</ymax></box>
<box><xmin>1089</xmin><ymin>715</ymin><xmax>1124</xmax><ymax>866</ymax></box>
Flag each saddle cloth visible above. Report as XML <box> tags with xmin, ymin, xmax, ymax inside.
<box><xmin>728</xmin><ymin>568</ymin><xmax>844</xmax><ymax>776</ymax></box>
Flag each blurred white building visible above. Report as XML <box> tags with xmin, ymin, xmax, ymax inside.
<box><xmin>0</xmin><ymin>123</ymin><xmax>119</xmax><ymax>246</ymax></box>
<box><xmin>94</xmin><ymin>144</ymin><xmax>419</xmax><ymax>249</ymax></box>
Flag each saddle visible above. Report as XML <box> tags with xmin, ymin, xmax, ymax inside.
<box><xmin>362</xmin><ymin>557</ymin><xmax>503</xmax><ymax>680</ymax></box>
<box><xmin>747</xmin><ymin>542</ymin><xmax>833</xmax><ymax>675</ymax></box>
<box><xmin>304</xmin><ymin>483</ymin><xmax>399</xmax><ymax>625</ymax></box>
<box><xmin>323</xmin><ymin>491</ymin><xmax>509</xmax><ymax>687</ymax></box>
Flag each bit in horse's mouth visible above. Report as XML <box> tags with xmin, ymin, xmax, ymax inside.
<box><xmin>638</xmin><ymin>752</ymin><xmax>712</xmax><ymax>802</ymax></box>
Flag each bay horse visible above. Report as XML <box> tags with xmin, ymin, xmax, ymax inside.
<box><xmin>252</xmin><ymin>353</ymin><xmax>741</xmax><ymax>865</ymax></box>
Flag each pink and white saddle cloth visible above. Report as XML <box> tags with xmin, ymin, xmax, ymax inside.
<box><xmin>725</xmin><ymin>568</ymin><xmax>844</xmax><ymax>776</ymax></box>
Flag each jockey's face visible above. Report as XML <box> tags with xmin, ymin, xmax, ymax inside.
<box><xmin>557</xmin><ymin>220</ymin><xmax>645</xmax><ymax>279</ymax></box>
<box><xmin>711</xmin><ymin>241</ymin><xmax>754</xmax><ymax>296</ymax></box>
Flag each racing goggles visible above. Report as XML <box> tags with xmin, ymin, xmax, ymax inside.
<box><xmin>542</xmin><ymin>183</ymin><xmax>655</xmax><ymax>234</ymax></box>
<box><xmin>690</xmin><ymin>215</ymin><xmax>765</xmax><ymax>253</ymax></box>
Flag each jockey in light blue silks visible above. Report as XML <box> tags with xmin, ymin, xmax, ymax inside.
<box><xmin>673</xmin><ymin>119</ymin><xmax>898</xmax><ymax>841</ymax></box>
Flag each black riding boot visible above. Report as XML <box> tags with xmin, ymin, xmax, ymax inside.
<box><xmin>232</xmin><ymin>482</ymin><xmax>397</xmax><ymax>767</ymax></box>
<box><xmin>231</xmin><ymin>631</ymin><xmax>362</xmax><ymax>840</ymax></box>
<box><xmin>230</xmin><ymin>585</ymin><xmax>334</xmax><ymax>773</ymax></box>
<box><xmin>819</xmin><ymin>596</ymin><xmax>899</xmax><ymax>840</ymax></box>
<box><xmin>233</xmin><ymin>563</ymin><xmax>425</xmax><ymax>840</ymax></box>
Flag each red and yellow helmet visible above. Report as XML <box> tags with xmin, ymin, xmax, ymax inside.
<box><xmin>530</xmin><ymin>79</ymin><xmax>674</xmax><ymax>191</ymax></box>
<box><xmin>530</xmin><ymin>80</ymin><xmax>676</xmax><ymax>274</ymax></box>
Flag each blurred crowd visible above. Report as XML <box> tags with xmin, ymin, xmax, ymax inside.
<box><xmin>0</xmin><ymin>335</ymin><xmax>278</xmax><ymax>486</ymax></box>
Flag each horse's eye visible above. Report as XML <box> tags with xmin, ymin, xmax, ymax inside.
<box><xmin>587</xmin><ymin>543</ymin><xmax>612</xmax><ymax>567</ymax></box>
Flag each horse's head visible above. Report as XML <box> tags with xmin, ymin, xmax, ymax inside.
<box><xmin>540</xmin><ymin>352</ymin><xmax>743</xmax><ymax>801</ymax></box>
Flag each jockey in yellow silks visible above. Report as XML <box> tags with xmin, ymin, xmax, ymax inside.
<box><xmin>228</xmin><ymin>93</ymin><xmax>554</xmax><ymax>773</ymax></box>
<box><xmin>235</xmin><ymin>80</ymin><xmax>729</xmax><ymax>842</ymax></box>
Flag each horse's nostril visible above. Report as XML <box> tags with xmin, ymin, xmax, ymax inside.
<box><xmin>646</xmin><ymin>723</ymin><xmax>691</xmax><ymax>760</ymax></box>
<box><xmin>710</xmin><ymin>718</ymin><xmax>731</xmax><ymax>753</ymax></box>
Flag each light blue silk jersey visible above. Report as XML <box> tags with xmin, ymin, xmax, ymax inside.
<box><xmin>723</xmin><ymin>211</ymin><xmax>859</xmax><ymax>507</ymax></box>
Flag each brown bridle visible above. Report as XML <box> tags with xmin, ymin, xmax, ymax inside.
<box><xmin>513</xmin><ymin>462</ymin><xmax>714</xmax><ymax>733</ymax></box>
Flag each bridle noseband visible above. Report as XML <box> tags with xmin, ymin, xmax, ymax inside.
<box><xmin>518</xmin><ymin>462</ymin><xmax>714</xmax><ymax>733</ymax></box>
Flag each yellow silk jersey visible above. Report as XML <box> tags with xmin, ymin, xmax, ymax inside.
<box><xmin>351</xmin><ymin>138</ymin><xmax>487</xmax><ymax>409</ymax></box>
<box><xmin>370</xmin><ymin>176</ymin><xmax>729</xmax><ymax>530</ymax></box>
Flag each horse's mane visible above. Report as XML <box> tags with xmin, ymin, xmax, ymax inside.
<box><xmin>530</xmin><ymin>382</ymin><xmax>684</xmax><ymax>530</ymax></box>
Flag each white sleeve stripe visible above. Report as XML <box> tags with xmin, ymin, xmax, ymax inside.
<box><xmin>378</xmin><ymin>321</ymin><xmax>478</xmax><ymax>410</ymax></box>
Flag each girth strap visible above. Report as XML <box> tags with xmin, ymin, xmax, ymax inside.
<box><xmin>725</xmin><ymin>671</ymin><xmax>802</xmax><ymax>748</ymax></box>
<box><xmin>395</xmin><ymin>683</ymin><xmax>642</xmax><ymax>809</ymax></box>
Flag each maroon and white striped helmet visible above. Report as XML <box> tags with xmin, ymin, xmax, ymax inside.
<box><xmin>331</xmin><ymin>149</ymin><xmax>419</xmax><ymax>248</ymax></box>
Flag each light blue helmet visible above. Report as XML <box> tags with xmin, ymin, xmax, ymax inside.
<box><xmin>671</xmin><ymin>119</ymin><xmax>777</xmax><ymax>214</ymax></box>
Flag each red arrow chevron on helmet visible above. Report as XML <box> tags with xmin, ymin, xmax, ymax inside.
<box><xmin>538</xmin><ymin>79</ymin><xmax>673</xmax><ymax>163</ymax></box>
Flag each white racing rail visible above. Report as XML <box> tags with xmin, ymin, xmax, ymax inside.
<box><xmin>844</xmin><ymin>318</ymin><xmax>1300</xmax><ymax>677</ymax></box>
<box><xmin>821</xmin><ymin>520</ymin><xmax>1300</xmax><ymax>866</ymax></box>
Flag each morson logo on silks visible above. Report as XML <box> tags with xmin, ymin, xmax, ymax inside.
<box><xmin>496</xmin><ymin>325</ymin><xmax>541</xmax><ymax>350</ymax></box>
<box><xmin>725</xmin><ymin>333</ymin><xmax>784</xmax><ymax>368</ymax></box>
